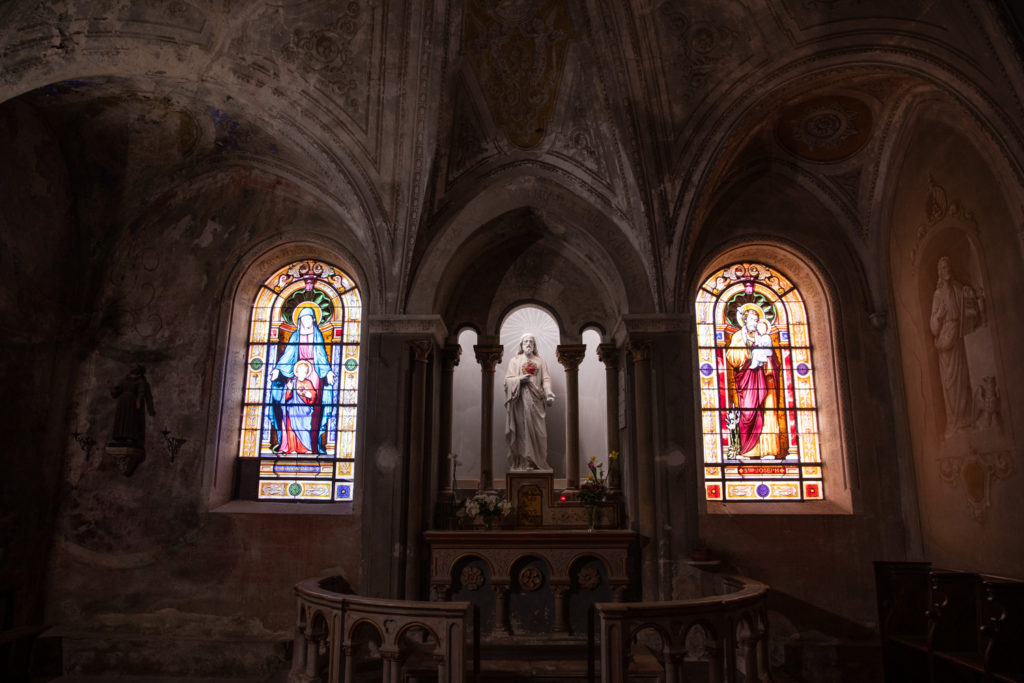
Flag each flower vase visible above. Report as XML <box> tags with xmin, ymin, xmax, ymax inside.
<box><xmin>482</xmin><ymin>516</ymin><xmax>493</xmax><ymax>531</ymax></box>
<box><xmin>586</xmin><ymin>505</ymin><xmax>597</xmax><ymax>532</ymax></box>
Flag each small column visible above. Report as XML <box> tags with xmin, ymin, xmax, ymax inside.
<box><xmin>439</xmin><ymin>344</ymin><xmax>461</xmax><ymax>494</ymax></box>
<box><xmin>290</xmin><ymin>619</ymin><xmax>307</xmax><ymax>679</ymax></box>
<box><xmin>629</xmin><ymin>340</ymin><xmax>657</xmax><ymax>600</ymax></box>
<box><xmin>474</xmin><ymin>345</ymin><xmax>503</xmax><ymax>491</ymax></box>
<box><xmin>382</xmin><ymin>651</ymin><xmax>401</xmax><ymax>683</ymax></box>
<box><xmin>304</xmin><ymin>630</ymin><xmax>319</xmax><ymax>680</ymax></box>
<box><xmin>556</xmin><ymin>344</ymin><xmax>587</xmax><ymax>489</ymax></box>
<box><xmin>405</xmin><ymin>339</ymin><xmax>433</xmax><ymax>600</ymax></box>
<box><xmin>493</xmin><ymin>584</ymin><xmax>512</xmax><ymax>635</ymax></box>
<box><xmin>597</xmin><ymin>344</ymin><xmax>621</xmax><ymax>489</ymax></box>
<box><xmin>432</xmin><ymin>583</ymin><xmax>451</xmax><ymax>602</ymax></box>
<box><xmin>741</xmin><ymin>636</ymin><xmax>758</xmax><ymax>681</ymax></box>
<box><xmin>343</xmin><ymin>644</ymin><xmax>354</xmax><ymax>683</ymax></box>
<box><xmin>552</xmin><ymin>584</ymin><xmax>569</xmax><ymax>633</ymax></box>
<box><xmin>612</xmin><ymin>584</ymin><xmax>627</xmax><ymax>603</ymax></box>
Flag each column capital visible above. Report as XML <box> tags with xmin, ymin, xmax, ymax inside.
<box><xmin>473</xmin><ymin>345</ymin><xmax>503</xmax><ymax>371</ymax></box>
<box><xmin>551</xmin><ymin>584</ymin><xmax>570</xmax><ymax>598</ymax></box>
<box><xmin>627</xmin><ymin>340</ymin><xmax>651</xmax><ymax>362</ymax></box>
<box><xmin>556</xmin><ymin>344</ymin><xmax>587</xmax><ymax>371</ymax></box>
<box><xmin>441</xmin><ymin>343</ymin><xmax>462</xmax><ymax>371</ymax></box>
<box><xmin>597</xmin><ymin>343</ymin><xmax>619</xmax><ymax>369</ymax></box>
<box><xmin>408</xmin><ymin>338</ymin><xmax>433</xmax><ymax>363</ymax></box>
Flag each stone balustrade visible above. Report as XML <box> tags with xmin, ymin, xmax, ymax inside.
<box><xmin>289</xmin><ymin>576</ymin><xmax>476</xmax><ymax>683</ymax></box>
<box><xmin>595</xmin><ymin>574</ymin><xmax>770</xmax><ymax>683</ymax></box>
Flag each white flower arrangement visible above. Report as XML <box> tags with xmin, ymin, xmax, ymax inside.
<box><xmin>455</xmin><ymin>492</ymin><xmax>512</xmax><ymax>528</ymax></box>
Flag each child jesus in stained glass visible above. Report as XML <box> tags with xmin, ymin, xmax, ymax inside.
<box><xmin>280</xmin><ymin>361</ymin><xmax>317</xmax><ymax>454</ymax></box>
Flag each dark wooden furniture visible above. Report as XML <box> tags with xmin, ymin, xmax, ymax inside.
<box><xmin>875</xmin><ymin>561</ymin><xmax>1024</xmax><ymax>682</ymax></box>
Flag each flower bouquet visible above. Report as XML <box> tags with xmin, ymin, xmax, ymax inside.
<box><xmin>455</xmin><ymin>491</ymin><xmax>512</xmax><ymax>530</ymax></box>
<box><xmin>579</xmin><ymin>456</ymin><xmax>610</xmax><ymax>530</ymax></box>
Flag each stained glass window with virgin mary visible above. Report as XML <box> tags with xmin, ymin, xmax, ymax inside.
<box><xmin>695</xmin><ymin>263</ymin><xmax>823</xmax><ymax>502</ymax></box>
<box><xmin>239</xmin><ymin>259</ymin><xmax>361</xmax><ymax>502</ymax></box>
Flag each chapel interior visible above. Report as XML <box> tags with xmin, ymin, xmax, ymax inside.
<box><xmin>2</xmin><ymin>1</ymin><xmax>1024</xmax><ymax>681</ymax></box>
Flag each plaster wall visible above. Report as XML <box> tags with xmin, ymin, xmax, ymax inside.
<box><xmin>42</xmin><ymin>172</ymin><xmax>363</xmax><ymax>644</ymax></box>
<box><xmin>0</xmin><ymin>99</ymin><xmax>77</xmax><ymax>627</ymax></box>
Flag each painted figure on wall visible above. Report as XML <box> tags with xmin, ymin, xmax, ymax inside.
<box><xmin>726</xmin><ymin>305</ymin><xmax>781</xmax><ymax>458</ymax></box>
<box><xmin>270</xmin><ymin>307</ymin><xmax>336</xmax><ymax>454</ymax></box>
<box><xmin>505</xmin><ymin>333</ymin><xmax>556</xmax><ymax>471</ymax></box>
<box><xmin>930</xmin><ymin>255</ymin><xmax>983</xmax><ymax>438</ymax></box>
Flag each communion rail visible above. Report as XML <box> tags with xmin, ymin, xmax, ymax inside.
<box><xmin>595</xmin><ymin>574</ymin><xmax>770</xmax><ymax>683</ymax></box>
<box><xmin>289</xmin><ymin>576</ymin><xmax>476</xmax><ymax>683</ymax></box>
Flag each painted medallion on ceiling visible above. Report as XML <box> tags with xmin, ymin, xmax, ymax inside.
<box><xmin>463</xmin><ymin>0</ymin><xmax>572</xmax><ymax>149</ymax></box>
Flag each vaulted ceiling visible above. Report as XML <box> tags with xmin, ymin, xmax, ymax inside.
<box><xmin>1</xmin><ymin>0</ymin><xmax>1021</xmax><ymax>318</ymax></box>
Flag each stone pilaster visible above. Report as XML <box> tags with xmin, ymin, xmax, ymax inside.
<box><xmin>474</xmin><ymin>345</ymin><xmax>503</xmax><ymax>491</ymax></box>
<box><xmin>628</xmin><ymin>340</ymin><xmax>656</xmax><ymax>600</ymax></box>
<box><xmin>556</xmin><ymin>344</ymin><xmax>587</xmax><ymax>489</ymax></box>
<box><xmin>439</xmin><ymin>344</ymin><xmax>461</xmax><ymax>494</ymax></box>
<box><xmin>405</xmin><ymin>339</ymin><xmax>433</xmax><ymax>600</ymax></box>
<box><xmin>597</xmin><ymin>343</ymin><xmax>621</xmax><ymax>490</ymax></box>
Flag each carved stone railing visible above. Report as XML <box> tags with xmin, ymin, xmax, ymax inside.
<box><xmin>595</xmin><ymin>574</ymin><xmax>770</xmax><ymax>683</ymax></box>
<box><xmin>290</xmin><ymin>576</ymin><xmax>476</xmax><ymax>683</ymax></box>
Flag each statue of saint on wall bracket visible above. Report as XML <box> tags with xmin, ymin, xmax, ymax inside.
<box><xmin>107</xmin><ymin>363</ymin><xmax>155</xmax><ymax>476</ymax></box>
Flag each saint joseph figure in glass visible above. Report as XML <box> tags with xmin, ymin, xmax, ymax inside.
<box><xmin>726</xmin><ymin>305</ymin><xmax>782</xmax><ymax>459</ymax></box>
<box><xmin>270</xmin><ymin>306</ymin><xmax>336</xmax><ymax>454</ymax></box>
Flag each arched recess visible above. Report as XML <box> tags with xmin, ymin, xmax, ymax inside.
<box><xmin>669</xmin><ymin>39</ymin><xmax>1024</xmax><ymax>311</ymax></box>
<box><xmin>692</xmin><ymin>242</ymin><xmax>853</xmax><ymax>514</ymax></box>
<box><xmin>207</xmin><ymin>237</ymin><xmax>371</xmax><ymax>511</ymax></box>
<box><xmin>406</xmin><ymin>171</ymin><xmax>653</xmax><ymax>333</ymax></box>
<box><xmin>884</xmin><ymin>94</ymin><xmax>1024</xmax><ymax>577</ymax></box>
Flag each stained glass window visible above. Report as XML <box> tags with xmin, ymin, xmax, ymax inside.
<box><xmin>238</xmin><ymin>259</ymin><xmax>361</xmax><ymax>502</ymax></box>
<box><xmin>695</xmin><ymin>262</ymin><xmax>823</xmax><ymax>502</ymax></box>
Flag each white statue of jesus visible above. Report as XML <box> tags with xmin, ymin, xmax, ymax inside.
<box><xmin>504</xmin><ymin>333</ymin><xmax>556</xmax><ymax>471</ymax></box>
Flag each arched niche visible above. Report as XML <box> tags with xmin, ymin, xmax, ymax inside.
<box><xmin>406</xmin><ymin>172</ymin><xmax>652</xmax><ymax>328</ymax></box>
<box><xmin>493</xmin><ymin>305</ymin><xmax>565</xmax><ymax>480</ymax></box>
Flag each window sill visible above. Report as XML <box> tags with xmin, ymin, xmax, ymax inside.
<box><xmin>211</xmin><ymin>500</ymin><xmax>355</xmax><ymax>515</ymax></box>
<box><xmin>704</xmin><ymin>499</ymin><xmax>852</xmax><ymax>515</ymax></box>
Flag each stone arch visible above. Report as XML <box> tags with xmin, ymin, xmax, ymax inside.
<box><xmin>406</xmin><ymin>169</ymin><xmax>653</xmax><ymax>326</ymax></box>
<box><xmin>674</xmin><ymin>41</ymin><xmax>1024</xmax><ymax>312</ymax></box>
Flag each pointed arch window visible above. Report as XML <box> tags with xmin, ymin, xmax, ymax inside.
<box><xmin>695</xmin><ymin>262</ymin><xmax>823</xmax><ymax>502</ymax></box>
<box><xmin>238</xmin><ymin>259</ymin><xmax>362</xmax><ymax>502</ymax></box>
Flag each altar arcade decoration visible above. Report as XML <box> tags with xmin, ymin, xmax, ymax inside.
<box><xmin>238</xmin><ymin>259</ymin><xmax>361</xmax><ymax>502</ymax></box>
<box><xmin>695</xmin><ymin>262</ymin><xmax>824</xmax><ymax>502</ymax></box>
